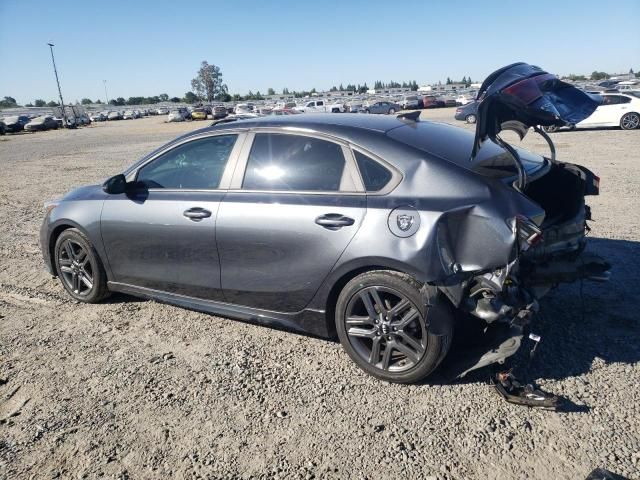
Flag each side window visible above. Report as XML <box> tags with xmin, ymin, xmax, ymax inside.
<box><xmin>619</xmin><ymin>96</ymin><xmax>631</xmax><ymax>104</ymax></box>
<box><xmin>137</xmin><ymin>135</ymin><xmax>237</xmax><ymax>189</ymax></box>
<box><xmin>242</xmin><ymin>133</ymin><xmax>349</xmax><ymax>192</ymax></box>
<box><xmin>602</xmin><ymin>96</ymin><xmax>621</xmax><ymax>105</ymax></box>
<box><xmin>317</xmin><ymin>101</ymin><xmax>324</xmax><ymax>106</ymax></box>
<box><xmin>354</xmin><ymin>151</ymin><xmax>393</xmax><ymax>192</ymax></box>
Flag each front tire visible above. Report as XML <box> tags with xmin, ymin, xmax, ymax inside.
<box><xmin>335</xmin><ymin>271</ymin><xmax>453</xmax><ymax>384</ymax></box>
<box><xmin>54</xmin><ymin>228</ymin><xmax>110</xmax><ymax>303</ymax></box>
<box><xmin>620</xmin><ymin>112</ymin><xmax>640</xmax><ymax>130</ymax></box>
<box><xmin>388</xmin><ymin>108</ymin><xmax>396</xmax><ymax>114</ymax></box>
<box><xmin>466</xmin><ymin>114</ymin><xmax>477</xmax><ymax>124</ymax></box>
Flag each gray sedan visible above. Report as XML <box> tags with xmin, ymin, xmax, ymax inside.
<box><xmin>364</xmin><ymin>101</ymin><xmax>401</xmax><ymax>114</ymax></box>
<box><xmin>40</xmin><ymin>71</ymin><xmax>608</xmax><ymax>384</ymax></box>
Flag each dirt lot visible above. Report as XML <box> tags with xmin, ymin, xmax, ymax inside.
<box><xmin>0</xmin><ymin>109</ymin><xmax>638</xmax><ymax>480</ymax></box>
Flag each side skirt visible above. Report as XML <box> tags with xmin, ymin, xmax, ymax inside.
<box><xmin>107</xmin><ymin>281</ymin><xmax>328</xmax><ymax>337</ymax></box>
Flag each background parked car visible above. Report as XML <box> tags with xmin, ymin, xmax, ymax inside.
<box><xmin>400</xmin><ymin>95</ymin><xmax>422</xmax><ymax>110</ymax></box>
<box><xmin>0</xmin><ymin>119</ymin><xmax>5</xmax><ymax>135</ymax></box>
<box><xmin>213</xmin><ymin>105</ymin><xmax>228</xmax><ymax>119</ymax></box>
<box><xmin>454</xmin><ymin>101</ymin><xmax>478</xmax><ymax>123</ymax></box>
<box><xmin>123</xmin><ymin>110</ymin><xmax>137</xmax><ymax>120</ymax></box>
<box><xmin>364</xmin><ymin>100</ymin><xmax>401</xmax><ymax>114</ymax></box>
<box><xmin>422</xmin><ymin>96</ymin><xmax>445</xmax><ymax>108</ymax></box>
<box><xmin>191</xmin><ymin>108</ymin><xmax>208</xmax><ymax>120</ymax></box>
<box><xmin>167</xmin><ymin>109</ymin><xmax>186</xmax><ymax>122</ymax></box>
<box><xmin>156</xmin><ymin>107</ymin><xmax>169</xmax><ymax>115</ymax></box>
<box><xmin>2</xmin><ymin>115</ymin><xmax>31</xmax><ymax>133</ymax></box>
<box><xmin>24</xmin><ymin>115</ymin><xmax>58</xmax><ymax>131</ymax></box>
<box><xmin>544</xmin><ymin>93</ymin><xmax>640</xmax><ymax>131</ymax></box>
<box><xmin>107</xmin><ymin>111</ymin><xmax>122</xmax><ymax>121</ymax></box>
<box><xmin>90</xmin><ymin>112</ymin><xmax>106</xmax><ymax>122</ymax></box>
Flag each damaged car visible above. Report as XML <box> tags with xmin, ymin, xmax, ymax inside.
<box><xmin>40</xmin><ymin>63</ymin><xmax>610</xmax><ymax>385</ymax></box>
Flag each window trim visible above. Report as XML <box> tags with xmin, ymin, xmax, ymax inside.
<box><xmin>228</xmin><ymin>128</ymin><xmax>366</xmax><ymax>195</ymax></box>
<box><xmin>126</xmin><ymin>131</ymin><xmax>249</xmax><ymax>191</ymax></box>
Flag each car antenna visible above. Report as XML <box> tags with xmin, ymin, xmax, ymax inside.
<box><xmin>396</xmin><ymin>111</ymin><xmax>421</xmax><ymax>121</ymax></box>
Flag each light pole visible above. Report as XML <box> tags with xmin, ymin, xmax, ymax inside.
<box><xmin>103</xmin><ymin>80</ymin><xmax>109</xmax><ymax>106</ymax></box>
<box><xmin>47</xmin><ymin>43</ymin><xmax>68</xmax><ymax>127</ymax></box>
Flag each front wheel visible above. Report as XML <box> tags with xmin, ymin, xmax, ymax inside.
<box><xmin>466</xmin><ymin>114</ymin><xmax>476</xmax><ymax>124</ymax></box>
<box><xmin>54</xmin><ymin>228</ymin><xmax>110</xmax><ymax>303</ymax></box>
<box><xmin>335</xmin><ymin>271</ymin><xmax>453</xmax><ymax>384</ymax></box>
<box><xmin>388</xmin><ymin>108</ymin><xmax>396</xmax><ymax>114</ymax></box>
<box><xmin>543</xmin><ymin>125</ymin><xmax>558</xmax><ymax>133</ymax></box>
<box><xmin>620</xmin><ymin>112</ymin><xmax>640</xmax><ymax>130</ymax></box>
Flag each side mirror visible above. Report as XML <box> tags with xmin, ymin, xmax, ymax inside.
<box><xmin>102</xmin><ymin>174</ymin><xmax>127</xmax><ymax>194</ymax></box>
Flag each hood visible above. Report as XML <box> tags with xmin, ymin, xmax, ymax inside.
<box><xmin>471</xmin><ymin>62</ymin><xmax>601</xmax><ymax>161</ymax></box>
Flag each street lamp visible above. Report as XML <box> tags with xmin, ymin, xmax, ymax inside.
<box><xmin>47</xmin><ymin>43</ymin><xmax>68</xmax><ymax>127</ymax></box>
<box><xmin>103</xmin><ymin>80</ymin><xmax>109</xmax><ymax>105</ymax></box>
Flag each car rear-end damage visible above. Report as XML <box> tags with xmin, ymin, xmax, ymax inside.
<box><xmin>385</xmin><ymin>63</ymin><xmax>611</xmax><ymax>382</ymax></box>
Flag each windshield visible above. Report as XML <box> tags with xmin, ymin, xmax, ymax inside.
<box><xmin>387</xmin><ymin>121</ymin><xmax>546</xmax><ymax>179</ymax></box>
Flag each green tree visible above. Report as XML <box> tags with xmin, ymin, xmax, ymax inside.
<box><xmin>34</xmin><ymin>99</ymin><xmax>46</xmax><ymax>107</ymax></box>
<box><xmin>184</xmin><ymin>91</ymin><xmax>199</xmax><ymax>103</ymax></box>
<box><xmin>282</xmin><ymin>87</ymin><xmax>290</xmax><ymax>95</ymax></box>
<box><xmin>0</xmin><ymin>96</ymin><xmax>18</xmax><ymax>108</ymax></box>
<box><xmin>95</xmin><ymin>99</ymin><xmax>103</xmax><ymax>104</ymax></box>
<box><xmin>25</xmin><ymin>103</ymin><xmax>33</xmax><ymax>107</ymax></box>
<box><xmin>267</xmin><ymin>87</ymin><xmax>276</xmax><ymax>95</ymax></box>
<box><xmin>47</xmin><ymin>101</ymin><xmax>59</xmax><ymax>107</ymax></box>
<box><xmin>591</xmin><ymin>71</ymin><xmax>609</xmax><ymax>81</ymax></box>
<box><xmin>446</xmin><ymin>77</ymin><xmax>452</xmax><ymax>85</ymax></box>
<box><xmin>191</xmin><ymin>61</ymin><xmax>228</xmax><ymax>102</ymax></box>
<box><xmin>159</xmin><ymin>93</ymin><xmax>169</xmax><ymax>102</ymax></box>
<box><xmin>170</xmin><ymin>97</ymin><xmax>181</xmax><ymax>103</ymax></box>
<box><xmin>81</xmin><ymin>98</ymin><xmax>92</xmax><ymax>105</ymax></box>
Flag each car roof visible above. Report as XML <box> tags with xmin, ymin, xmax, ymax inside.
<box><xmin>208</xmin><ymin>113</ymin><xmax>409</xmax><ymax>134</ymax></box>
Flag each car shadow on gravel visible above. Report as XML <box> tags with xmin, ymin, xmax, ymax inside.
<box><xmin>428</xmin><ymin>237</ymin><xmax>640</xmax><ymax>409</ymax></box>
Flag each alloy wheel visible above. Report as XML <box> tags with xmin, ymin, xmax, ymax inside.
<box><xmin>621</xmin><ymin>113</ymin><xmax>640</xmax><ymax>130</ymax></box>
<box><xmin>344</xmin><ymin>286</ymin><xmax>427</xmax><ymax>372</ymax></box>
<box><xmin>57</xmin><ymin>239</ymin><xmax>94</xmax><ymax>296</ymax></box>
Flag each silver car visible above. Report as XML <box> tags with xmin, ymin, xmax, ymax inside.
<box><xmin>39</xmin><ymin>64</ymin><xmax>609</xmax><ymax>384</ymax></box>
<box><xmin>364</xmin><ymin>100</ymin><xmax>401</xmax><ymax>114</ymax></box>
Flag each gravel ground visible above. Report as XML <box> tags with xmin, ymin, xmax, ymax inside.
<box><xmin>0</xmin><ymin>109</ymin><xmax>638</xmax><ymax>480</ymax></box>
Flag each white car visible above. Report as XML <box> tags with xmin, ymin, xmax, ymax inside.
<box><xmin>456</xmin><ymin>94</ymin><xmax>475</xmax><ymax>106</ymax></box>
<box><xmin>167</xmin><ymin>110</ymin><xmax>186</xmax><ymax>122</ymax></box>
<box><xmin>294</xmin><ymin>99</ymin><xmax>344</xmax><ymax>113</ymax></box>
<box><xmin>546</xmin><ymin>93</ymin><xmax>640</xmax><ymax>131</ymax></box>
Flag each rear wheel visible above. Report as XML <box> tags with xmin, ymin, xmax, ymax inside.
<box><xmin>335</xmin><ymin>271</ymin><xmax>453</xmax><ymax>383</ymax></box>
<box><xmin>543</xmin><ymin>125</ymin><xmax>558</xmax><ymax>133</ymax></box>
<box><xmin>465</xmin><ymin>114</ymin><xmax>477</xmax><ymax>124</ymax></box>
<box><xmin>388</xmin><ymin>108</ymin><xmax>396</xmax><ymax>114</ymax></box>
<box><xmin>620</xmin><ymin>112</ymin><xmax>640</xmax><ymax>130</ymax></box>
<box><xmin>54</xmin><ymin>228</ymin><xmax>110</xmax><ymax>303</ymax></box>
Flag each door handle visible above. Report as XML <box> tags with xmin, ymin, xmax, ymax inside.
<box><xmin>315</xmin><ymin>213</ymin><xmax>355</xmax><ymax>229</ymax></box>
<box><xmin>183</xmin><ymin>207</ymin><xmax>212</xmax><ymax>221</ymax></box>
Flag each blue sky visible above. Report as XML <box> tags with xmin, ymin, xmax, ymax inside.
<box><xmin>1</xmin><ymin>0</ymin><xmax>638</xmax><ymax>104</ymax></box>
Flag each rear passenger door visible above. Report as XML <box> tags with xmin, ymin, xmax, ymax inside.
<box><xmin>216</xmin><ymin>131</ymin><xmax>366</xmax><ymax>312</ymax></box>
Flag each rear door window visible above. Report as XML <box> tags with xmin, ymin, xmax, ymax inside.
<box><xmin>242</xmin><ymin>133</ymin><xmax>350</xmax><ymax>192</ymax></box>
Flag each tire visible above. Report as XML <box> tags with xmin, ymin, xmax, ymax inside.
<box><xmin>620</xmin><ymin>112</ymin><xmax>640</xmax><ymax>130</ymax></box>
<box><xmin>54</xmin><ymin>228</ymin><xmax>110</xmax><ymax>303</ymax></box>
<box><xmin>543</xmin><ymin>125</ymin><xmax>558</xmax><ymax>133</ymax></box>
<box><xmin>335</xmin><ymin>270</ymin><xmax>453</xmax><ymax>384</ymax></box>
<box><xmin>465</xmin><ymin>114</ymin><xmax>477</xmax><ymax>124</ymax></box>
<box><xmin>365</xmin><ymin>109</ymin><xmax>370</xmax><ymax>114</ymax></box>
<box><xmin>388</xmin><ymin>108</ymin><xmax>396</xmax><ymax>114</ymax></box>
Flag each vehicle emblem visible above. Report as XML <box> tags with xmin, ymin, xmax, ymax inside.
<box><xmin>397</xmin><ymin>214</ymin><xmax>414</xmax><ymax>232</ymax></box>
<box><xmin>388</xmin><ymin>206</ymin><xmax>420</xmax><ymax>238</ymax></box>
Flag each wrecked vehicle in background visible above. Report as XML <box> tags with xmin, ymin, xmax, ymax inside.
<box><xmin>40</xmin><ymin>63</ymin><xmax>610</xmax><ymax>387</ymax></box>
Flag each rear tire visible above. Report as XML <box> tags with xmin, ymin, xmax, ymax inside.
<box><xmin>543</xmin><ymin>125</ymin><xmax>558</xmax><ymax>133</ymax></box>
<box><xmin>335</xmin><ymin>270</ymin><xmax>453</xmax><ymax>384</ymax></box>
<box><xmin>388</xmin><ymin>108</ymin><xmax>396</xmax><ymax>114</ymax></box>
<box><xmin>54</xmin><ymin>228</ymin><xmax>110</xmax><ymax>303</ymax></box>
<box><xmin>466</xmin><ymin>114</ymin><xmax>477</xmax><ymax>124</ymax></box>
<box><xmin>620</xmin><ymin>112</ymin><xmax>640</xmax><ymax>130</ymax></box>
